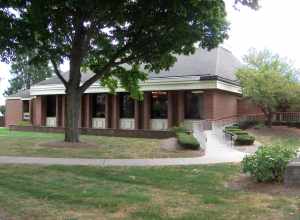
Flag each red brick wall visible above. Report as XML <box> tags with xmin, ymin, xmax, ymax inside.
<box><xmin>202</xmin><ymin>90</ymin><xmax>240</xmax><ymax>120</ymax></box>
<box><xmin>32</xmin><ymin>96</ymin><xmax>46</xmax><ymax>126</ymax></box>
<box><xmin>212</xmin><ymin>90</ymin><xmax>238</xmax><ymax>120</ymax></box>
<box><xmin>237</xmin><ymin>98</ymin><xmax>263</xmax><ymax>116</ymax></box>
<box><xmin>5</xmin><ymin>99</ymin><xmax>23</xmax><ymax>126</ymax></box>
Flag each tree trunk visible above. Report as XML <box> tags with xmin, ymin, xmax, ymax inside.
<box><xmin>266</xmin><ymin>112</ymin><xmax>273</xmax><ymax>128</ymax></box>
<box><xmin>64</xmin><ymin>87</ymin><xmax>82</xmax><ymax>142</ymax></box>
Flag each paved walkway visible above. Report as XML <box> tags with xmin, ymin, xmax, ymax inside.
<box><xmin>0</xmin><ymin>130</ymin><xmax>248</xmax><ymax>167</ymax></box>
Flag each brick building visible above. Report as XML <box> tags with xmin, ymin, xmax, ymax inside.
<box><xmin>5</xmin><ymin>47</ymin><xmax>260</xmax><ymax>130</ymax></box>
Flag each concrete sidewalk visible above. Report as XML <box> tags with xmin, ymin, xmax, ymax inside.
<box><xmin>0</xmin><ymin>155</ymin><xmax>242</xmax><ymax>167</ymax></box>
<box><xmin>0</xmin><ymin>130</ymin><xmax>248</xmax><ymax>167</ymax></box>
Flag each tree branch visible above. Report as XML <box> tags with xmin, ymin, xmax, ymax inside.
<box><xmin>50</xmin><ymin>58</ymin><xmax>67</xmax><ymax>87</ymax></box>
<box><xmin>79</xmin><ymin>44</ymin><xmax>132</xmax><ymax>93</ymax></box>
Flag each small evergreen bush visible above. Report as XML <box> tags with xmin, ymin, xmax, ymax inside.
<box><xmin>176</xmin><ymin>132</ymin><xmax>200</xmax><ymax>150</ymax></box>
<box><xmin>234</xmin><ymin>135</ymin><xmax>255</xmax><ymax>145</ymax></box>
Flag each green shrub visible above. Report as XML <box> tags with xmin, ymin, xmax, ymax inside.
<box><xmin>238</xmin><ymin>120</ymin><xmax>259</xmax><ymax>129</ymax></box>
<box><xmin>242</xmin><ymin>144</ymin><xmax>298</xmax><ymax>182</ymax></box>
<box><xmin>224</xmin><ymin>128</ymin><xmax>242</xmax><ymax>134</ymax></box>
<box><xmin>254</xmin><ymin>122</ymin><xmax>265</xmax><ymax>129</ymax></box>
<box><xmin>287</xmin><ymin>121</ymin><xmax>300</xmax><ymax>128</ymax></box>
<box><xmin>171</xmin><ymin>126</ymin><xmax>189</xmax><ymax>134</ymax></box>
<box><xmin>16</xmin><ymin>120</ymin><xmax>32</xmax><ymax>126</ymax></box>
<box><xmin>232</xmin><ymin>131</ymin><xmax>249</xmax><ymax>135</ymax></box>
<box><xmin>176</xmin><ymin>132</ymin><xmax>200</xmax><ymax>150</ymax></box>
<box><xmin>234</xmin><ymin>135</ymin><xmax>255</xmax><ymax>146</ymax></box>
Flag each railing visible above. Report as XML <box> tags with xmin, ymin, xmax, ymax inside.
<box><xmin>274</xmin><ymin>112</ymin><xmax>300</xmax><ymax>122</ymax></box>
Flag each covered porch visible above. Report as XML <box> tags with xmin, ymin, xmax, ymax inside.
<box><xmin>36</xmin><ymin>90</ymin><xmax>207</xmax><ymax>130</ymax></box>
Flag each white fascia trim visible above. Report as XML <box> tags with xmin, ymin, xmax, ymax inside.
<box><xmin>30</xmin><ymin>78</ymin><xmax>241</xmax><ymax>96</ymax></box>
<box><xmin>6</xmin><ymin>97</ymin><xmax>22</xmax><ymax>100</ymax></box>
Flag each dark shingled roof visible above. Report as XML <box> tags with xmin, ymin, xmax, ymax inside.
<box><xmin>6</xmin><ymin>89</ymin><xmax>31</xmax><ymax>99</ymax></box>
<box><xmin>34</xmin><ymin>47</ymin><xmax>241</xmax><ymax>87</ymax></box>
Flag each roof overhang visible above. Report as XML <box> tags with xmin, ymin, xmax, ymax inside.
<box><xmin>30</xmin><ymin>77</ymin><xmax>241</xmax><ymax>96</ymax></box>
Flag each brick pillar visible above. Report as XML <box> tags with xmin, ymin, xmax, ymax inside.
<box><xmin>134</xmin><ymin>100</ymin><xmax>140</xmax><ymax>129</ymax></box>
<box><xmin>203</xmin><ymin>91</ymin><xmax>214</xmax><ymax>119</ymax></box>
<box><xmin>61</xmin><ymin>95</ymin><xmax>65</xmax><ymax>127</ymax></box>
<box><xmin>112</xmin><ymin>94</ymin><xmax>120</xmax><ymax>129</ymax></box>
<box><xmin>143</xmin><ymin>92</ymin><xmax>151</xmax><ymax>129</ymax></box>
<box><xmin>105</xmin><ymin>94</ymin><xmax>111</xmax><ymax>128</ymax></box>
<box><xmin>167</xmin><ymin>91</ymin><xmax>174</xmax><ymax>128</ymax></box>
<box><xmin>29</xmin><ymin>100</ymin><xmax>33</xmax><ymax>124</ymax></box>
<box><xmin>83</xmin><ymin>94</ymin><xmax>92</xmax><ymax>128</ymax></box>
<box><xmin>56</xmin><ymin>95</ymin><xmax>61</xmax><ymax>127</ymax></box>
<box><xmin>177</xmin><ymin>91</ymin><xmax>185</xmax><ymax>125</ymax></box>
<box><xmin>41</xmin><ymin>96</ymin><xmax>47</xmax><ymax>126</ymax></box>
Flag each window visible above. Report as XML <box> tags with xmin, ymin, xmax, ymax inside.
<box><xmin>119</xmin><ymin>93</ymin><xmax>134</xmax><ymax>118</ymax></box>
<box><xmin>23</xmin><ymin>100</ymin><xmax>29</xmax><ymax>113</ymax></box>
<box><xmin>151</xmin><ymin>91</ymin><xmax>168</xmax><ymax>119</ymax></box>
<box><xmin>184</xmin><ymin>91</ymin><xmax>203</xmax><ymax>119</ymax></box>
<box><xmin>46</xmin><ymin>96</ymin><xmax>56</xmax><ymax>117</ymax></box>
<box><xmin>92</xmin><ymin>94</ymin><xmax>106</xmax><ymax>118</ymax></box>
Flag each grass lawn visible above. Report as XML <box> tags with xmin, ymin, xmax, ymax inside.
<box><xmin>0</xmin><ymin>164</ymin><xmax>299</xmax><ymax>220</ymax></box>
<box><xmin>247</xmin><ymin>126</ymin><xmax>300</xmax><ymax>148</ymax></box>
<box><xmin>0</xmin><ymin>128</ymin><xmax>200</xmax><ymax>159</ymax></box>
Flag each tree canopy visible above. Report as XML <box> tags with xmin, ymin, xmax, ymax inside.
<box><xmin>236</xmin><ymin>49</ymin><xmax>300</xmax><ymax>126</ymax></box>
<box><xmin>4</xmin><ymin>52</ymin><xmax>53</xmax><ymax>96</ymax></box>
<box><xmin>0</xmin><ymin>0</ymin><xmax>258</xmax><ymax>142</ymax></box>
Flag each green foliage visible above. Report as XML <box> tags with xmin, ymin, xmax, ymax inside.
<box><xmin>4</xmin><ymin>52</ymin><xmax>53</xmax><ymax>96</ymax></box>
<box><xmin>0</xmin><ymin>0</ymin><xmax>232</xmax><ymax>95</ymax></box>
<box><xmin>254</xmin><ymin>122</ymin><xmax>265</xmax><ymax>129</ymax></box>
<box><xmin>176</xmin><ymin>132</ymin><xmax>200</xmax><ymax>150</ymax></box>
<box><xmin>234</xmin><ymin>135</ymin><xmax>255</xmax><ymax>146</ymax></box>
<box><xmin>236</xmin><ymin>49</ymin><xmax>300</xmax><ymax>126</ymax></box>
<box><xmin>224</xmin><ymin>125</ymin><xmax>255</xmax><ymax>145</ymax></box>
<box><xmin>170</xmin><ymin>126</ymin><xmax>189</xmax><ymax>134</ymax></box>
<box><xmin>242</xmin><ymin>144</ymin><xmax>298</xmax><ymax>182</ymax></box>
<box><xmin>16</xmin><ymin>121</ymin><xmax>32</xmax><ymax>126</ymax></box>
<box><xmin>238</xmin><ymin>120</ymin><xmax>259</xmax><ymax>129</ymax></box>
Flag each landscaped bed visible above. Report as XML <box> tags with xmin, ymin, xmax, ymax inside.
<box><xmin>0</xmin><ymin>164</ymin><xmax>298</xmax><ymax>220</ymax></box>
<box><xmin>224</xmin><ymin>125</ymin><xmax>255</xmax><ymax>146</ymax></box>
<box><xmin>0</xmin><ymin>128</ymin><xmax>200</xmax><ymax>159</ymax></box>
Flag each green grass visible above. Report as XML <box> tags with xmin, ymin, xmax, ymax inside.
<box><xmin>0</xmin><ymin>164</ymin><xmax>298</xmax><ymax>220</ymax></box>
<box><xmin>0</xmin><ymin>128</ymin><xmax>198</xmax><ymax>159</ymax></box>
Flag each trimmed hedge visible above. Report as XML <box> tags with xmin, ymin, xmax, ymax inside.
<box><xmin>176</xmin><ymin>132</ymin><xmax>200</xmax><ymax>150</ymax></box>
<box><xmin>234</xmin><ymin>135</ymin><xmax>255</xmax><ymax>146</ymax></box>
<box><xmin>224</xmin><ymin>125</ymin><xmax>255</xmax><ymax>146</ymax></box>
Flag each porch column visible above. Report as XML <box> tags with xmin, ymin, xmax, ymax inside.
<box><xmin>105</xmin><ymin>94</ymin><xmax>111</xmax><ymax>128</ymax></box>
<box><xmin>143</xmin><ymin>92</ymin><xmax>151</xmax><ymax>129</ymax></box>
<box><xmin>56</xmin><ymin>95</ymin><xmax>62</xmax><ymax>127</ymax></box>
<box><xmin>112</xmin><ymin>94</ymin><xmax>120</xmax><ymax>129</ymax></box>
<box><xmin>167</xmin><ymin>91</ymin><xmax>174</xmax><ymax>128</ymax></box>
<box><xmin>177</xmin><ymin>91</ymin><xmax>185</xmax><ymax>125</ymax></box>
<box><xmin>83</xmin><ymin>94</ymin><xmax>92</xmax><ymax>128</ymax></box>
<box><xmin>134</xmin><ymin>100</ymin><xmax>140</xmax><ymax>129</ymax></box>
<box><xmin>41</xmin><ymin>96</ymin><xmax>47</xmax><ymax>126</ymax></box>
<box><xmin>29</xmin><ymin>99</ymin><xmax>33</xmax><ymax>124</ymax></box>
<box><xmin>61</xmin><ymin>95</ymin><xmax>66</xmax><ymax>127</ymax></box>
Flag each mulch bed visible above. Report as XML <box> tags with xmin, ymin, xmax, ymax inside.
<box><xmin>38</xmin><ymin>141</ymin><xmax>101</xmax><ymax>148</ymax></box>
<box><xmin>227</xmin><ymin>174</ymin><xmax>300</xmax><ymax>196</ymax></box>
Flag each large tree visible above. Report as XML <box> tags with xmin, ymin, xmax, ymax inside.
<box><xmin>4</xmin><ymin>52</ymin><xmax>53</xmax><ymax>96</ymax></box>
<box><xmin>236</xmin><ymin>49</ymin><xmax>300</xmax><ymax>127</ymax></box>
<box><xmin>0</xmin><ymin>0</ymin><xmax>258</xmax><ymax>142</ymax></box>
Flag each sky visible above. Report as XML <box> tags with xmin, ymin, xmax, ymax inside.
<box><xmin>1</xmin><ymin>0</ymin><xmax>300</xmax><ymax>105</ymax></box>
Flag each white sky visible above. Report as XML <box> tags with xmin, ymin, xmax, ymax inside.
<box><xmin>1</xmin><ymin>0</ymin><xmax>300</xmax><ymax>105</ymax></box>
